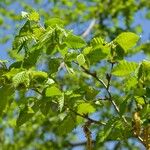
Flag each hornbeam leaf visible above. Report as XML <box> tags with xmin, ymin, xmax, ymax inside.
<box><xmin>112</xmin><ymin>60</ymin><xmax>138</xmax><ymax>76</ymax></box>
<box><xmin>77</xmin><ymin>54</ymin><xmax>85</xmax><ymax>66</ymax></box>
<box><xmin>45</xmin><ymin>18</ymin><xmax>64</xmax><ymax>27</ymax></box>
<box><xmin>58</xmin><ymin>93</ymin><xmax>64</xmax><ymax>112</ymax></box>
<box><xmin>115</xmin><ymin>32</ymin><xmax>139</xmax><ymax>52</ymax></box>
<box><xmin>46</xmin><ymin>86</ymin><xmax>62</xmax><ymax>97</ymax></box>
<box><xmin>77</xmin><ymin>102</ymin><xmax>95</xmax><ymax>115</ymax></box>
<box><xmin>12</xmin><ymin>71</ymin><xmax>30</xmax><ymax>88</ymax></box>
<box><xmin>64</xmin><ymin>34</ymin><xmax>86</xmax><ymax>49</ymax></box>
<box><xmin>28</xmin><ymin>11</ymin><xmax>40</xmax><ymax>22</ymax></box>
<box><xmin>77</xmin><ymin>102</ymin><xmax>95</xmax><ymax>123</ymax></box>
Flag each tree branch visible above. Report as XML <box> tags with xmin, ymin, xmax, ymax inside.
<box><xmin>74</xmin><ymin>62</ymin><xmax>128</xmax><ymax>125</ymax></box>
<box><xmin>69</xmin><ymin>141</ymin><xmax>95</xmax><ymax>147</ymax></box>
<box><xmin>106</xmin><ymin>62</ymin><xmax>114</xmax><ymax>90</ymax></box>
<box><xmin>67</xmin><ymin>105</ymin><xmax>106</xmax><ymax>125</ymax></box>
<box><xmin>82</xmin><ymin>19</ymin><xmax>96</xmax><ymax>38</ymax></box>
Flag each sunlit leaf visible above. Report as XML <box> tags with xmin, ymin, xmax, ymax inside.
<box><xmin>112</xmin><ymin>60</ymin><xmax>138</xmax><ymax>76</ymax></box>
<box><xmin>46</xmin><ymin>86</ymin><xmax>62</xmax><ymax>97</ymax></box>
<box><xmin>77</xmin><ymin>54</ymin><xmax>85</xmax><ymax>66</ymax></box>
<box><xmin>115</xmin><ymin>32</ymin><xmax>139</xmax><ymax>52</ymax></box>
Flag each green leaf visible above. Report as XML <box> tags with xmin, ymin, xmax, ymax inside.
<box><xmin>12</xmin><ymin>21</ymin><xmax>35</xmax><ymax>52</ymax></box>
<box><xmin>112</xmin><ymin>60</ymin><xmax>138</xmax><ymax>76</ymax></box>
<box><xmin>138</xmin><ymin>60</ymin><xmax>150</xmax><ymax>78</ymax></box>
<box><xmin>138</xmin><ymin>60</ymin><xmax>150</xmax><ymax>86</ymax></box>
<box><xmin>45</xmin><ymin>86</ymin><xmax>62</xmax><ymax>97</ymax></box>
<box><xmin>85</xmin><ymin>87</ymin><xmax>99</xmax><ymax>100</ymax></box>
<box><xmin>3</xmin><ymin>68</ymin><xmax>21</xmax><ymax>80</ymax></box>
<box><xmin>64</xmin><ymin>34</ymin><xmax>86</xmax><ymax>49</ymax></box>
<box><xmin>146</xmin><ymin>88</ymin><xmax>150</xmax><ymax>98</ymax></box>
<box><xmin>58</xmin><ymin>93</ymin><xmax>64</xmax><ymax>112</ymax></box>
<box><xmin>45</xmin><ymin>18</ymin><xmax>64</xmax><ymax>27</ymax></box>
<box><xmin>48</xmin><ymin>58</ymin><xmax>61</xmax><ymax>74</ymax></box>
<box><xmin>140</xmin><ymin>104</ymin><xmax>150</xmax><ymax>120</ymax></box>
<box><xmin>119</xmin><ymin>95</ymin><xmax>131</xmax><ymax>115</ymax></box>
<box><xmin>134</xmin><ymin>96</ymin><xmax>145</xmax><ymax>105</ymax></box>
<box><xmin>90</xmin><ymin>37</ymin><xmax>107</xmax><ymax>48</ymax></box>
<box><xmin>77</xmin><ymin>102</ymin><xmax>95</xmax><ymax>115</ymax></box>
<box><xmin>28</xmin><ymin>11</ymin><xmax>40</xmax><ymax>22</ymax></box>
<box><xmin>57</xmin><ymin>114</ymin><xmax>76</xmax><ymax>135</ymax></box>
<box><xmin>125</xmin><ymin>76</ymin><xmax>138</xmax><ymax>90</ymax></box>
<box><xmin>17</xmin><ymin>107</ymin><xmax>34</xmax><ymax>127</ymax></box>
<box><xmin>97</xmin><ymin>118</ymin><xmax>116</xmax><ymax>143</ymax></box>
<box><xmin>30</xmin><ymin>70</ymin><xmax>48</xmax><ymax>83</ymax></box>
<box><xmin>77</xmin><ymin>102</ymin><xmax>95</xmax><ymax>123</ymax></box>
<box><xmin>134</xmin><ymin>88</ymin><xmax>146</xmax><ymax>97</ymax></box>
<box><xmin>12</xmin><ymin>71</ymin><xmax>30</xmax><ymax>88</ymax></box>
<box><xmin>0</xmin><ymin>86</ymin><xmax>13</xmax><ymax>116</ymax></box>
<box><xmin>115</xmin><ymin>32</ymin><xmax>139</xmax><ymax>52</ymax></box>
<box><xmin>23</xmin><ymin>48</ymin><xmax>41</xmax><ymax>68</ymax></box>
<box><xmin>77</xmin><ymin>54</ymin><xmax>85</xmax><ymax>66</ymax></box>
<box><xmin>83</xmin><ymin>38</ymin><xmax>109</xmax><ymax>64</ymax></box>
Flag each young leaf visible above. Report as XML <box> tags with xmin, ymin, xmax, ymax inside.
<box><xmin>114</xmin><ymin>32</ymin><xmax>139</xmax><ymax>52</ymax></box>
<box><xmin>134</xmin><ymin>96</ymin><xmax>145</xmax><ymax>106</ymax></box>
<box><xmin>58</xmin><ymin>93</ymin><xmax>64</xmax><ymax>112</ymax></box>
<box><xmin>45</xmin><ymin>86</ymin><xmax>62</xmax><ymax>97</ymax></box>
<box><xmin>77</xmin><ymin>103</ymin><xmax>95</xmax><ymax>115</ymax></box>
<box><xmin>112</xmin><ymin>60</ymin><xmax>138</xmax><ymax>76</ymax></box>
<box><xmin>30</xmin><ymin>70</ymin><xmax>48</xmax><ymax>83</ymax></box>
<box><xmin>77</xmin><ymin>54</ymin><xmax>85</xmax><ymax>66</ymax></box>
<box><xmin>77</xmin><ymin>102</ymin><xmax>95</xmax><ymax>123</ymax></box>
<box><xmin>45</xmin><ymin>18</ymin><xmax>64</xmax><ymax>27</ymax></box>
<box><xmin>64</xmin><ymin>34</ymin><xmax>86</xmax><ymax>49</ymax></box>
<box><xmin>28</xmin><ymin>11</ymin><xmax>40</xmax><ymax>22</ymax></box>
<box><xmin>12</xmin><ymin>71</ymin><xmax>30</xmax><ymax>88</ymax></box>
<box><xmin>83</xmin><ymin>38</ymin><xmax>109</xmax><ymax>64</ymax></box>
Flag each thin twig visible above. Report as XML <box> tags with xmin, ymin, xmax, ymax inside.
<box><xmin>79</xmin><ymin>65</ymin><xmax>120</xmax><ymax>113</ymax></box>
<box><xmin>83</xmin><ymin>121</ymin><xmax>92</xmax><ymax>150</ymax></box>
<box><xmin>32</xmin><ymin>88</ymin><xmax>43</xmax><ymax>95</ymax></box>
<box><xmin>106</xmin><ymin>62</ymin><xmax>114</xmax><ymax>90</ymax></box>
<box><xmin>74</xmin><ymin>62</ymin><xmax>128</xmax><ymax>124</ymax></box>
<box><xmin>68</xmin><ymin>105</ymin><xmax>106</xmax><ymax>125</ymax></box>
<box><xmin>69</xmin><ymin>141</ymin><xmax>95</xmax><ymax>147</ymax></box>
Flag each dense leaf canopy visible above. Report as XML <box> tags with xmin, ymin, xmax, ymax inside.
<box><xmin>0</xmin><ymin>0</ymin><xmax>150</xmax><ymax>150</ymax></box>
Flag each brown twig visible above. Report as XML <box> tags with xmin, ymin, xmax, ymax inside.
<box><xmin>106</xmin><ymin>62</ymin><xmax>114</xmax><ymax>90</ymax></box>
<box><xmin>83</xmin><ymin>121</ymin><xmax>92</xmax><ymax>150</ymax></box>
<box><xmin>73</xmin><ymin>61</ymin><xmax>128</xmax><ymax>125</ymax></box>
<box><xmin>69</xmin><ymin>141</ymin><xmax>95</xmax><ymax>147</ymax></box>
<box><xmin>67</xmin><ymin>105</ymin><xmax>106</xmax><ymax>125</ymax></box>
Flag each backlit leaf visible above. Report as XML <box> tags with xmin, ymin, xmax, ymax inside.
<box><xmin>115</xmin><ymin>32</ymin><xmax>139</xmax><ymax>52</ymax></box>
<box><xmin>64</xmin><ymin>34</ymin><xmax>86</xmax><ymax>49</ymax></box>
<box><xmin>77</xmin><ymin>54</ymin><xmax>85</xmax><ymax>66</ymax></box>
<box><xmin>46</xmin><ymin>86</ymin><xmax>62</xmax><ymax>97</ymax></box>
<box><xmin>112</xmin><ymin>60</ymin><xmax>138</xmax><ymax>76</ymax></box>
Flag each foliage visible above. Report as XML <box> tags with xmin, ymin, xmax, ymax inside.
<box><xmin>0</xmin><ymin>1</ymin><xmax>150</xmax><ymax>150</ymax></box>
